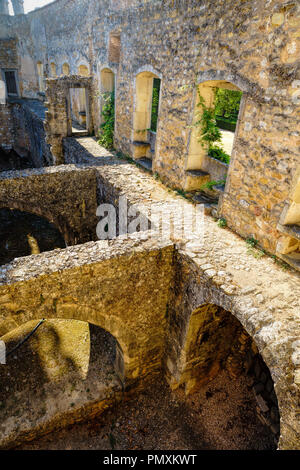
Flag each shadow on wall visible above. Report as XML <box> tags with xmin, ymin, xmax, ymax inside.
<box><xmin>0</xmin><ymin>319</ymin><xmax>124</xmax><ymax>448</ymax></box>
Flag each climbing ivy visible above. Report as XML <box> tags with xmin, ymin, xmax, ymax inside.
<box><xmin>194</xmin><ymin>88</ymin><xmax>230</xmax><ymax>164</ymax></box>
<box><xmin>98</xmin><ymin>91</ymin><xmax>115</xmax><ymax>149</ymax></box>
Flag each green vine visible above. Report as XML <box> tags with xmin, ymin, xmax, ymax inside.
<box><xmin>194</xmin><ymin>88</ymin><xmax>230</xmax><ymax>164</ymax></box>
<box><xmin>98</xmin><ymin>91</ymin><xmax>115</xmax><ymax>149</ymax></box>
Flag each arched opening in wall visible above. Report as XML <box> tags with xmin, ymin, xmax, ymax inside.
<box><xmin>50</xmin><ymin>62</ymin><xmax>57</xmax><ymax>78</ymax></box>
<box><xmin>36</xmin><ymin>61</ymin><xmax>44</xmax><ymax>93</ymax></box>
<box><xmin>69</xmin><ymin>86</ymin><xmax>88</xmax><ymax>133</ymax></box>
<box><xmin>108</xmin><ymin>33</ymin><xmax>121</xmax><ymax>64</ymax></box>
<box><xmin>0</xmin><ymin>208</ymin><xmax>65</xmax><ymax>266</ymax></box>
<box><xmin>132</xmin><ymin>71</ymin><xmax>161</xmax><ymax>171</ymax></box>
<box><xmin>184</xmin><ymin>81</ymin><xmax>244</xmax><ymax>199</ymax></box>
<box><xmin>62</xmin><ymin>63</ymin><xmax>70</xmax><ymax>76</ymax></box>
<box><xmin>276</xmin><ymin>166</ymin><xmax>300</xmax><ymax>270</ymax></box>
<box><xmin>0</xmin><ymin>319</ymin><xmax>124</xmax><ymax>446</ymax></box>
<box><xmin>176</xmin><ymin>303</ymin><xmax>280</xmax><ymax>449</ymax></box>
<box><xmin>78</xmin><ymin>64</ymin><xmax>89</xmax><ymax>77</ymax></box>
<box><xmin>98</xmin><ymin>68</ymin><xmax>115</xmax><ymax>149</ymax></box>
<box><xmin>69</xmin><ymin>64</ymin><xmax>90</xmax><ymax>132</ymax></box>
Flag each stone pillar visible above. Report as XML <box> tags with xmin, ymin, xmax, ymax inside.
<box><xmin>0</xmin><ymin>0</ymin><xmax>9</xmax><ymax>15</ymax></box>
<box><xmin>12</xmin><ymin>0</ymin><xmax>24</xmax><ymax>15</ymax></box>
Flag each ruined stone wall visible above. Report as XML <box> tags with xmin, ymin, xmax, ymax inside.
<box><xmin>0</xmin><ymin>38</ymin><xmax>18</xmax><ymax>69</ymax></box>
<box><xmin>0</xmin><ymin>165</ymin><xmax>98</xmax><ymax>244</ymax></box>
<box><xmin>11</xmin><ymin>101</ymin><xmax>53</xmax><ymax>166</ymax></box>
<box><xmin>0</xmin><ymin>235</ymin><xmax>174</xmax><ymax>385</ymax></box>
<box><xmin>0</xmin><ymin>104</ymin><xmax>14</xmax><ymax>150</ymax></box>
<box><xmin>3</xmin><ymin>0</ymin><xmax>297</xmax><ymax>255</ymax></box>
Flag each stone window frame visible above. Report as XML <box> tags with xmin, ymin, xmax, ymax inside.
<box><xmin>183</xmin><ymin>79</ymin><xmax>246</xmax><ymax>191</ymax></box>
<box><xmin>131</xmin><ymin>67</ymin><xmax>163</xmax><ymax>161</ymax></box>
<box><xmin>65</xmin><ymin>80</ymin><xmax>92</xmax><ymax>136</ymax></box>
<box><xmin>1</xmin><ymin>68</ymin><xmax>20</xmax><ymax>98</ymax></box>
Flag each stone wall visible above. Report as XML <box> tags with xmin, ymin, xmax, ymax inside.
<box><xmin>0</xmin><ymin>235</ymin><xmax>174</xmax><ymax>385</ymax></box>
<box><xmin>0</xmin><ymin>38</ymin><xmax>18</xmax><ymax>69</ymax></box>
<box><xmin>0</xmin><ymin>104</ymin><xmax>14</xmax><ymax>150</ymax></box>
<box><xmin>3</xmin><ymin>0</ymin><xmax>297</xmax><ymax>256</ymax></box>
<box><xmin>0</xmin><ymin>165</ymin><xmax>98</xmax><ymax>244</ymax></box>
<box><xmin>11</xmin><ymin>100</ymin><xmax>53</xmax><ymax>167</ymax></box>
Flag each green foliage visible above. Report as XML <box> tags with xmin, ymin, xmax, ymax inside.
<box><xmin>194</xmin><ymin>88</ymin><xmax>230</xmax><ymax>165</ymax></box>
<box><xmin>150</xmin><ymin>78</ymin><xmax>161</xmax><ymax>132</ymax></box>
<box><xmin>175</xmin><ymin>188</ymin><xmax>189</xmax><ymax>199</ymax></box>
<box><xmin>98</xmin><ymin>91</ymin><xmax>115</xmax><ymax>149</ymax></box>
<box><xmin>246</xmin><ymin>237</ymin><xmax>258</xmax><ymax>248</ymax></box>
<box><xmin>201</xmin><ymin>179</ymin><xmax>226</xmax><ymax>190</ymax></box>
<box><xmin>208</xmin><ymin>145</ymin><xmax>230</xmax><ymax>164</ymax></box>
<box><xmin>217</xmin><ymin>217</ymin><xmax>227</xmax><ymax>228</ymax></box>
<box><xmin>215</xmin><ymin>88</ymin><xmax>242</xmax><ymax>121</ymax></box>
<box><xmin>215</xmin><ymin>117</ymin><xmax>237</xmax><ymax>132</ymax></box>
<box><xmin>195</xmin><ymin>90</ymin><xmax>222</xmax><ymax>146</ymax></box>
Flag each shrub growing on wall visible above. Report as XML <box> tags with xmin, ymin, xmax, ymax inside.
<box><xmin>98</xmin><ymin>91</ymin><xmax>115</xmax><ymax>149</ymax></box>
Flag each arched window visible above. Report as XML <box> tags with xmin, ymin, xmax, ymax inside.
<box><xmin>185</xmin><ymin>80</ymin><xmax>243</xmax><ymax>191</ymax></box>
<box><xmin>78</xmin><ymin>64</ymin><xmax>89</xmax><ymax>76</ymax></box>
<box><xmin>36</xmin><ymin>61</ymin><xmax>44</xmax><ymax>93</ymax></box>
<box><xmin>62</xmin><ymin>63</ymin><xmax>70</xmax><ymax>76</ymax></box>
<box><xmin>50</xmin><ymin>62</ymin><xmax>57</xmax><ymax>78</ymax></box>
<box><xmin>132</xmin><ymin>71</ymin><xmax>161</xmax><ymax>166</ymax></box>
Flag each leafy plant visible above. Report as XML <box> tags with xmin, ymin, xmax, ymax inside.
<box><xmin>98</xmin><ymin>91</ymin><xmax>115</xmax><ymax>149</ymax></box>
<box><xmin>215</xmin><ymin>88</ymin><xmax>242</xmax><ymax>121</ymax></box>
<box><xmin>194</xmin><ymin>88</ymin><xmax>230</xmax><ymax>165</ymax></box>
<box><xmin>195</xmin><ymin>90</ymin><xmax>222</xmax><ymax>146</ymax></box>
<box><xmin>208</xmin><ymin>145</ymin><xmax>230</xmax><ymax>164</ymax></box>
<box><xmin>217</xmin><ymin>217</ymin><xmax>227</xmax><ymax>228</ymax></box>
<box><xmin>246</xmin><ymin>237</ymin><xmax>258</xmax><ymax>248</ymax></box>
<box><xmin>201</xmin><ymin>179</ymin><xmax>226</xmax><ymax>190</ymax></box>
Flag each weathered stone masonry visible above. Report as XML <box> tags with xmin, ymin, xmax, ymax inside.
<box><xmin>0</xmin><ymin>0</ymin><xmax>299</xmax><ymax>450</ymax></box>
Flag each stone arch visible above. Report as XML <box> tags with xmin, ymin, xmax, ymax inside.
<box><xmin>1</xmin><ymin>317</ymin><xmax>125</xmax><ymax>384</ymax></box>
<box><xmin>184</xmin><ymin>77</ymin><xmax>246</xmax><ymax>191</ymax></box>
<box><xmin>99</xmin><ymin>67</ymin><xmax>115</xmax><ymax>129</ymax></box>
<box><xmin>0</xmin><ymin>203</ymin><xmax>72</xmax><ymax>245</ymax></box>
<box><xmin>167</xmin><ymin>301</ymin><xmax>281</xmax><ymax>446</ymax></box>
<box><xmin>1</xmin><ymin>304</ymin><xmax>138</xmax><ymax>385</ymax></box>
<box><xmin>0</xmin><ymin>207</ymin><xmax>66</xmax><ymax>265</ymax></box>
<box><xmin>132</xmin><ymin>69</ymin><xmax>162</xmax><ymax>162</ymax></box>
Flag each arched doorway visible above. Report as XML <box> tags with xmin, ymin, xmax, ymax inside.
<box><xmin>184</xmin><ymin>80</ymin><xmax>244</xmax><ymax>193</ymax></box>
<box><xmin>168</xmin><ymin>303</ymin><xmax>280</xmax><ymax>449</ymax></box>
<box><xmin>132</xmin><ymin>70</ymin><xmax>162</xmax><ymax>169</ymax></box>
<box><xmin>98</xmin><ymin>68</ymin><xmax>115</xmax><ymax>149</ymax></box>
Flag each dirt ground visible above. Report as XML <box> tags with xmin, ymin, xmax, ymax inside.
<box><xmin>16</xmin><ymin>369</ymin><xmax>277</xmax><ymax>451</ymax></box>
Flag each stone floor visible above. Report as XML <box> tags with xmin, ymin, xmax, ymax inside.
<box><xmin>16</xmin><ymin>370</ymin><xmax>277</xmax><ymax>450</ymax></box>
